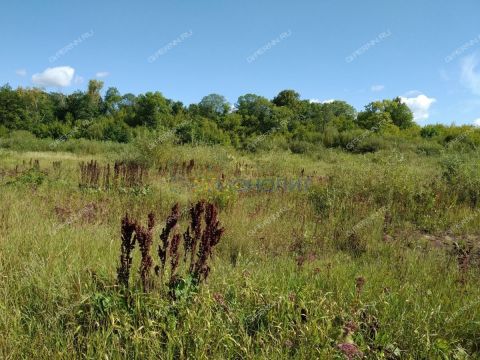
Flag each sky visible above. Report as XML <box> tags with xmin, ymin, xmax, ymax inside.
<box><xmin>1</xmin><ymin>0</ymin><xmax>480</xmax><ymax>126</ymax></box>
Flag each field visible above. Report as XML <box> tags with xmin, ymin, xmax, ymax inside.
<box><xmin>1</xmin><ymin>138</ymin><xmax>480</xmax><ymax>359</ymax></box>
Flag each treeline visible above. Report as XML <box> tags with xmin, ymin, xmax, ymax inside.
<box><xmin>0</xmin><ymin>80</ymin><xmax>479</xmax><ymax>153</ymax></box>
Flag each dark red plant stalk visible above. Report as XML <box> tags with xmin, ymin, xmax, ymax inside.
<box><xmin>158</xmin><ymin>204</ymin><xmax>180</xmax><ymax>277</ymax></box>
<box><xmin>184</xmin><ymin>201</ymin><xmax>205</xmax><ymax>270</ymax></box>
<box><xmin>147</xmin><ymin>212</ymin><xmax>155</xmax><ymax>231</ymax></box>
<box><xmin>169</xmin><ymin>233</ymin><xmax>181</xmax><ymax>280</ymax></box>
<box><xmin>117</xmin><ymin>213</ymin><xmax>138</xmax><ymax>288</ymax></box>
<box><xmin>137</xmin><ymin>213</ymin><xmax>155</xmax><ymax>291</ymax></box>
<box><xmin>193</xmin><ymin>203</ymin><xmax>224</xmax><ymax>281</ymax></box>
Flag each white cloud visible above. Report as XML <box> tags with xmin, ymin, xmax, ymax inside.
<box><xmin>400</xmin><ymin>94</ymin><xmax>436</xmax><ymax>121</ymax></box>
<box><xmin>461</xmin><ymin>54</ymin><xmax>480</xmax><ymax>95</ymax></box>
<box><xmin>473</xmin><ymin>118</ymin><xmax>480</xmax><ymax>127</ymax></box>
<box><xmin>309</xmin><ymin>99</ymin><xmax>336</xmax><ymax>104</ymax></box>
<box><xmin>370</xmin><ymin>84</ymin><xmax>384</xmax><ymax>92</ymax></box>
<box><xmin>32</xmin><ymin>66</ymin><xmax>75</xmax><ymax>87</ymax></box>
<box><xmin>95</xmin><ymin>71</ymin><xmax>109</xmax><ymax>78</ymax></box>
<box><xmin>16</xmin><ymin>69</ymin><xmax>27</xmax><ymax>77</ymax></box>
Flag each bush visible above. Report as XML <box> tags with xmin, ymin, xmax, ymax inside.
<box><xmin>421</xmin><ymin>125</ymin><xmax>443</xmax><ymax>139</ymax></box>
<box><xmin>289</xmin><ymin>140</ymin><xmax>314</xmax><ymax>154</ymax></box>
<box><xmin>416</xmin><ymin>142</ymin><xmax>443</xmax><ymax>156</ymax></box>
<box><xmin>0</xmin><ymin>125</ymin><xmax>8</xmax><ymax>138</ymax></box>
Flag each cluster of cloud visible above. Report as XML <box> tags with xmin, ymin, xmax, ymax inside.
<box><xmin>32</xmin><ymin>66</ymin><xmax>75</xmax><ymax>87</ymax></box>
<box><xmin>474</xmin><ymin>118</ymin><xmax>480</xmax><ymax>126</ymax></box>
<box><xmin>400</xmin><ymin>93</ymin><xmax>436</xmax><ymax>121</ymax></box>
<box><xmin>28</xmin><ymin>66</ymin><xmax>109</xmax><ymax>88</ymax></box>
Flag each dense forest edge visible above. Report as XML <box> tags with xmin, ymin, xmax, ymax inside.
<box><xmin>1</xmin><ymin>81</ymin><xmax>479</xmax><ymax>155</ymax></box>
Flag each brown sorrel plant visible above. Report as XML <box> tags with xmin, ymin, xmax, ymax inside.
<box><xmin>136</xmin><ymin>213</ymin><xmax>155</xmax><ymax>291</ymax></box>
<box><xmin>117</xmin><ymin>214</ymin><xmax>138</xmax><ymax>288</ymax></box>
<box><xmin>157</xmin><ymin>204</ymin><xmax>180</xmax><ymax>279</ymax></box>
<box><xmin>80</xmin><ymin>160</ymin><xmax>148</xmax><ymax>190</ymax></box>
<box><xmin>115</xmin><ymin>201</ymin><xmax>224</xmax><ymax>294</ymax></box>
<box><xmin>191</xmin><ymin>202</ymin><xmax>225</xmax><ymax>281</ymax></box>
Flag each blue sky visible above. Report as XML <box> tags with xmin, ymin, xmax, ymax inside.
<box><xmin>1</xmin><ymin>0</ymin><xmax>480</xmax><ymax>125</ymax></box>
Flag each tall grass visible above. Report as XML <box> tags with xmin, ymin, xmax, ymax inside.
<box><xmin>0</xmin><ymin>140</ymin><xmax>479</xmax><ymax>358</ymax></box>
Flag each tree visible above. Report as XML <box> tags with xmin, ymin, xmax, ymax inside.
<box><xmin>356</xmin><ymin>98</ymin><xmax>413</xmax><ymax>130</ymax></box>
<box><xmin>236</xmin><ymin>94</ymin><xmax>273</xmax><ymax>132</ymax></box>
<box><xmin>133</xmin><ymin>92</ymin><xmax>171</xmax><ymax>128</ymax></box>
<box><xmin>0</xmin><ymin>84</ymin><xmax>25</xmax><ymax>129</ymax></box>
<box><xmin>87</xmin><ymin>79</ymin><xmax>104</xmax><ymax>116</ymax></box>
<box><xmin>357</xmin><ymin>106</ymin><xmax>392</xmax><ymax>130</ymax></box>
<box><xmin>323</xmin><ymin>101</ymin><xmax>357</xmax><ymax>123</ymax></box>
<box><xmin>236</xmin><ymin>94</ymin><xmax>271</xmax><ymax>116</ymax></box>
<box><xmin>169</xmin><ymin>100</ymin><xmax>185</xmax><ymax>116</ymax></box>
<box><xmin>272</xmin><ymin>90</ymin><xmax>300</xmax><ymax>108</ymax></box>
<box><xmin>17</xmin><ymin>87</ymin><xmax>56</xmax><ymax>126</ymax></box>
<box><xmin>87</xmin><ymin>80</ymin><xmax>104</xmax><ymax>102</ymax></box>
<box><xmin>66</xmin><ymin>91</ymin><xmax>95</xmax><ymax>120</ymax></box>
<box><xmin>387</xmin><ymin>97</ymin><xmax>414</xmax><ymax>129</ymax></box>
<box><xmin>198</xmin><ymin>94</ymin><xmax>230</xmax><ymax>118</ymax></box>
<box><xmin>103</xmin><ymin>87</ymin><xmax>122</xmax><ymax>115</ymax></box>
<box><xmin>49</xmin><ymin>92</ymin><xmax>68</xmax><ymax>121</ymax></box>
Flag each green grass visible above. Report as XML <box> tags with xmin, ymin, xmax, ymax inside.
<box><xmin>0</xmin><ymin>140</ymin><xmax>479</xmax><ymax>359</ymax></box>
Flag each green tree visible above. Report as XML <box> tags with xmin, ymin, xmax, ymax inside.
<box><xmin>133</xmin><ymin>92</ymin><xmax>171</xmax><ymax>128</ymax></box>
<box><xmin>357</xmin><ymin>98</ymin><xmax>413</xmax><ymax>130</ymax></box>
<box><xmin>103</xmin><ymin>87</ymin><xmax>122</xmax><ymax>115</ymax></box>
<box><xmin>272</xmin><ymin>90</ymin><xmax>300</xmax><ymax>108</ymax></box>
<box><xmin>0</xmin><ymin>84</ymin><xmax>26</xmax><ymax>129</ymax></box>
<box><xmin>387</xmin><ymin>97</ymin><xmax>414</xmax><ymax>129</ymax></box>
<box><xmin>198</xmin><ymin>94</ymin><xmax>230</xmax><ymax>118</ymax></box>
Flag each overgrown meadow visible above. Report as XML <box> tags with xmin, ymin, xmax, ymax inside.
<box><xmin>1</xmin><ymin>136</ymin><xmax>480</xmax><ymax>359</ymax></box>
